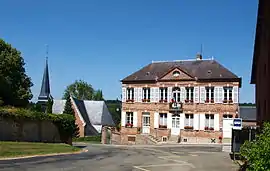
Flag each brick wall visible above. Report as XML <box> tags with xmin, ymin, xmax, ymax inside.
<box><xmin>71</xmin><ymin>99</ymin><xmax>85</xmax><ymax>137</ymax></box>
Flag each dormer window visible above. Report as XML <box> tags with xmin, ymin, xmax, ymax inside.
<box><xmin>173</xmin><ymin>71</ymin><xmax>180</xmax><ymax>77</ymax></box>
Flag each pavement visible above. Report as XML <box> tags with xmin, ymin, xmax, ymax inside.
<box><xmin>0</xmin><ymin>144</ymin><xmax>238</xmax><ymax>171</ymax></box>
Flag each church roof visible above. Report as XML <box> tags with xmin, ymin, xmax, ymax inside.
<box><xmin>38</xmin><ymin>58</ymin><xmax>52</xmax><ymax>101</ymax></box>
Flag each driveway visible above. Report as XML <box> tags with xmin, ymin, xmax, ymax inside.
<box><xmin>0</xmin><ymin>144</ymin><xmax>238</xmax><ymax>171</ymax></box>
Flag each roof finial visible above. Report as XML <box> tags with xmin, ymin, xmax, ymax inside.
<box><xmin>45</xmin><ymin>44</ymin><xmax>49</xmax><ymax>61</ymax></box>
<box><xmin>200</xmin><ymin>44</ymin><xmax>203</xmax><ymax>56</ymax></box>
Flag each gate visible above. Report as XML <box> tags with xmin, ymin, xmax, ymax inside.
<box><xmin>231</xmin><ymin>127</ymin><xmax>258</xmax><ymax>153</ymax></box>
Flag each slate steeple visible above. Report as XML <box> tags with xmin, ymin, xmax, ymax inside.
<box><xmin>38</xmin><ymin>45</ymin><xmax>53</xmax><ymax>104</ymax></box>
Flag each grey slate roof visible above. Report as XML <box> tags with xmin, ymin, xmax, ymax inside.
<box><xmin>122</xmin><ymin>59</ymin><xmax>240</xmax><ymax>82</ymax></box>
<box><xmin>239</xmin><ymin>106</ymin><xmax>256</xmax><ymax>121</ymax></box>
<box><xmin>38</xmin><ymin>59</ymin><xmax>52</xmax><ymax>101</ymax></box>
<box><xmin>52</xmin><ymin>98</ymin><xmax>115</xmax><ymax>128</ymax></box>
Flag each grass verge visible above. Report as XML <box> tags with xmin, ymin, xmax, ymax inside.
<box><xmin>0</xmin><ymin>141</ymin><xmax>80</xmax><ymax>158</ymax></box>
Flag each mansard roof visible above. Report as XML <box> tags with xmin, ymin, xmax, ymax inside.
<box><xmin>121</xmin><ymin>59</ymin><xmax>241</xmax><ymax>84</ymax></box>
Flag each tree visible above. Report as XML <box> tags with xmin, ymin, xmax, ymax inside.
<box><xmin>46</xmin><ymin>98</ymin><xmax>53</xmax><ymax>114</ymax></box>
<box><xmin>240</xmin><ymin>122</ymin><xmax>270</xmax><ymax>171</ymax></box>
<box><xmin>63</xmin><ymin>94</ymin><xmax>75</xmax><ymax>115</ymax></box>
<box><xmin>0</xmin><ymin>39</ymin><xmax>33</xmax><ymax>107</ymax></box>
<box><xmin>63</xmin><ymin>80</ymin><xmax>94</xmax><ymax>100</ymax></box>
<box><xmin>93</xmin><ymin>89</ymin><xmax>104</xmax><ymax>101</ymax></box>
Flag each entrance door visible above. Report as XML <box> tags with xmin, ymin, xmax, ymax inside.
<box><xmin>171</xmin><ymin>114</ymin><xmax>180</xmax><ymax>135</ymax></box>
<box><xmin>223</xmin><ymin>118</ymin><xmax>234</xmax><ymax>138</ymax></box>
<box><xmin>142</xmin><ymin>113</ymin><xmax>150</xmax><ymax>134</ymax></box>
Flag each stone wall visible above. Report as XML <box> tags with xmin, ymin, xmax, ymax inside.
<box><xmin>0</xmin><ymin>118</ymin><xmax>70</xmax><ymax>144</ymax></box>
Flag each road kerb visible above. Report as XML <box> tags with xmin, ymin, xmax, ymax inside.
<box><xmin>0</xmin><ymin>149</ymin><xmax>88</xmax><ymax>161</ymax></box>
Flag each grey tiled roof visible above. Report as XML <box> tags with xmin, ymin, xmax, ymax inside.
<box><xmin>52</xmin><ymin>100</ymin><xmax>66</xmax><ymax>114</ymax></box>
<box><xmin>239</xmin><ymin>106</ymin><xmax>256</xmax><ymax>121</ymax></box>
<box><xmin>52</xmin><ymin>98</ymin><xmax>115</xmax><ymax>128</ymax></box>
<box><xmin>122</xmin><ymin>59</ymin><xmax>240</xmax><ymax>82</ymax></box>
<box><xmin>83</xmin><ymin>101</ymin><xmax>115</xmax><ymax>126</ymax></box>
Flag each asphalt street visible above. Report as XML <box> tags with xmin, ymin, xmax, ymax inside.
<box><xmin>0</xmin><ymin>144</ymin><xmax>238</xmax><ymax>171</ymax></box>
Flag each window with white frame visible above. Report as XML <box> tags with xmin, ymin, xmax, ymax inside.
<box><xmin>126</xmin><ymin>112</ymin><xmax>134</xmax><ymax>125</ymax></box>
<box><xmin>223</xmin><ymin>87</ymin><xmax>233</xmax><ymax>103</ymax></box>
<box><xmin>159</xmin><ymin>113</ymin><xmax>167</xmax><ymax>128</ymax></box>
<box><xmin>223</xmin><ymin>114</ymin><xmax>233</xmax><ymax>118</ymax></box>
<box><xmin>185</xmin><ymin>87</ymin><xmax>194</xmax><ymax>102</ymax></box>
<box><xmin>126</xmin><ymin>88</ymin><xmax>134</xmax><ymax>101</ymax></box>
<box><xmin>142</xmin><ymin>87</ymin><xmax>150</xmax><ymax>102</ymax></box>
<box><xmin>205</xmin><ymin>87</ymin><xmax>214</xmax><ymax>103</ymax></box>
<box><xmin>184</xmin><ymin>114</ymin><xmax>194</xmax><ymax>129</ymax></box>
<box><xmin>172</xmin><ymin>87</ymin><xmax>181</xmax><ymax>102</ymax></box>
<box><xmin>205</xmin><ymin>114</ymin><xmax>214</xmax><ymax>130</ymax></box>
<box><xmin>159</xmin><ymin>87</ymin><xmax>168</xmax><ymax>102</ymax></box>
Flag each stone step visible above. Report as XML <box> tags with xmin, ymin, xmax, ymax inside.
<box><xmin>222</xmin><ymin>145</ymin><xmax>232</xmax><ymax>152</ymax></box>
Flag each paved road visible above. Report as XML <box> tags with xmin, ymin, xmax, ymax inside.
<box><xmin>0</xmin><ymin>144</ymin><xmax>238</xmax><ymax>171</ymax></box>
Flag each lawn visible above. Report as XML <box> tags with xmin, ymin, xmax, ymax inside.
<box><xmin>0</xmin><ymin>141</ymin><xmax>80</xmax><ymax>158</ymax></box>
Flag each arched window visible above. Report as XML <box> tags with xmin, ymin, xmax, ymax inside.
<box><xmin>172</xmin><ymin>87</ymin><xmax>181</xmax><ymax>102</ymax></box>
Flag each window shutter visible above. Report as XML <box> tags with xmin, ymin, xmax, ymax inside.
<box><xmin>180</xmin><ymin>114</ymin><xmax>185</xmax><ymax>129</ymax></box>
<box><xmin>168</xmin><ymin>87</ymin><xmax>172</xmax><ymax>103</ymax></box>
<box><xmin>193</xmin><ymin>114</ymin><xmax>199</xmax><ymax>130</ymax></box>
<box><xmin>155</xmin><ymin>87</ymin><xmax>159</xmax><ymax>102</ymax></box>
<box><xmin>233</xmin><ymin>86</ymin><xmax>239</xmax><ymax>103</ymax></box>
<box><xmin>194</xmin><ymin>86</ymin><xmax>200</xmax><ymax>103</ymax></box>
<box><xmin>167</xmin><ymin>113</ymin><xmax>172</xmax><ymax>128</ymax></box>
<box><xmin>214</xmin><ymin>114</ymin><xmax>219</xmax><ymax>131</ymax></box>
<box><xmin>200</xmin><ymin>87</ymin><xmax>206</xmax><ymax>103</ymax></box>
<box><xmin>214</xmin><ymin>87</ymin><xmax>220</xmax><ymax>103</ymax></box>
<box><xmin>219</xmin><ymin>87</ymin><xmax>224</xmax><ymax>103</ymax></box>
<box><xmin>133</xmin><ymin>112</ymin><xmax>138</xmax><ymax>127</ymax></box>
<box><xmin>121</xmin><ymin>111</ymin><xmax>126</xmax><ymax>126</ymax></box>
<box><xmin>137</xmin><ymin>87</ymin><xmax>142</xmax><ymax>102</ymax></box>
<box><xmin>154</xmin><ymin>112</ymin><xmax>159</xmax><ymax>128</ymax></box>
<box><xmin>122</xmin><ymin>87</ymin><xmax>126</xmax><ymax>102</ymax></box>
<box><xmin>180</xmin><ymin>87</ymin><xmax>186</xmax><ymax>102</ymax></box>
<box><xmin>199</xmin><ymin>114</ymin><xmax>205</xmax><ymax>130</ymax></box>
<box><xmin>150</xmin><ymin>87</ymin><xmax>154</xmax><ymax>102</ymax></box>
<box><xmin>134</xmin><ymin>88</ymin><xmax>138</xmax><ymax>102</ymax></box>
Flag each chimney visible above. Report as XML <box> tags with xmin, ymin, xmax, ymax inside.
<box><xmin>196</xmin><ymin>53</ymin><xmax>202</xmax><ymax>60</ymax></box>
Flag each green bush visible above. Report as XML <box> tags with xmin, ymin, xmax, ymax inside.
<box><xmin>0</xmin><ymin>107</ymin><xmax>76</xmax><ymax>137</ymax></box>
<box><xmin>73</xmin><ymin>135</ymin><xmax>101</xmax><ymax>142</ymax></box>
<box><xmin>240</xmin><ymin>122</ymin><xmax>270</xmax><ymax>171</ymax></box>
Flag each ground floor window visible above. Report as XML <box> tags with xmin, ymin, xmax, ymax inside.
<box><xmin>159</xmin><ymin>113</ymin><xmax>167</xmax><ymax>128</ymax></box>
<box><xmin>205</xmin><ymin>114</ymin><xmax>214</xmax><ymax>130</ymax></box>
<box><xmin>184</xmin><ymin>114</ymin><xmax>194</xmax><ymax>129</ymax></box>
<box><xmin>126</xmin><ymin>112</ymin><xmax>133</xmax><ymax>126</ymax></box>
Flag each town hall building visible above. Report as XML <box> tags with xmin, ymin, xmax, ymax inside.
<box><xmin>120</xmin><ymin>54</ymin><xmax>241</xmax><ymax>144</ymax></box>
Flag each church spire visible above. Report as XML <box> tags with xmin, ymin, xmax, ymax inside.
<box><xmin>38</xmin><ymin>44</ymin><xmax>52</xmax><ymax>104</ymax></box>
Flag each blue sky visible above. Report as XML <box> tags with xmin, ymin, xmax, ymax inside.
<box><xmin>0</xmin><ymin>0</ymin><xmax>258</xmax><ymax>102</ymax></box>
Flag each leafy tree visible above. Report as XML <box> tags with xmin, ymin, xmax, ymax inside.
<box><xmin>240</xmin><ymin>122</ymin><xmax>270</xmax><ymax>171</ymax></box>
<box><xmin>63</xmin><ymin>80</ymin><xmax>94</xmax><ymax>100</ymax></box>
<box><xmin>0</xmin><ymin>39</ymin><xmax>33</xmax><ymax>107</ymax></box>
<box><xmin>93</xmin><ymin>89</ymin><xmax>104</xmax><ymax>101</ymax></box>
<box><xmin>105</xmin><ymin>99</ymin><xmax>121</xmax><ymax>125</ymax></box>
<box><xmin>27</xmin><ymin>102</ymin><xmax>43</xmax><ymax>112</ymax></box>
<box><xmin>46</xmin><ymin>98</ymin><xmax>53</xmax><ymax>114</ymax></box>
<box><xmin>63</xmin><ymin>94</ymin><xmax>75</xmax><ymax>115</ymax></box>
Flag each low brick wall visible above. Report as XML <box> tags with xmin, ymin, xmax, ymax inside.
<box><xmin>0</xmin><ymin>118</ymin><xmax>70</xmax><ymax>144</ymax></box>
<box><xmin>181</xmin><ymin>130</ymin><xmax>222</xmax><ymax>143</ymax></box>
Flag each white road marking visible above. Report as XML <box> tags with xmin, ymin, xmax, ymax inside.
<box><xmin>133</xmin><ymin>166</ymin><xmax>150</xmax><ymax>171</ymax></box>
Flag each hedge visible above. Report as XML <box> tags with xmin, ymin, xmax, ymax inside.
<box><xmin>0</xmin><ymin>107</ymin><xmax>76</xmax><ymax>137</ymax></box>
<box><xmin>73</xmin><ymin>135</ymin><xmax>101</xmax><ymax>142</ymax></box>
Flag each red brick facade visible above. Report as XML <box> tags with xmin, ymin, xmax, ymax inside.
<box><xmin>121</xmin><ymin>81</ymin><xmax>240</xmax><ymax>144</ymax></box>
